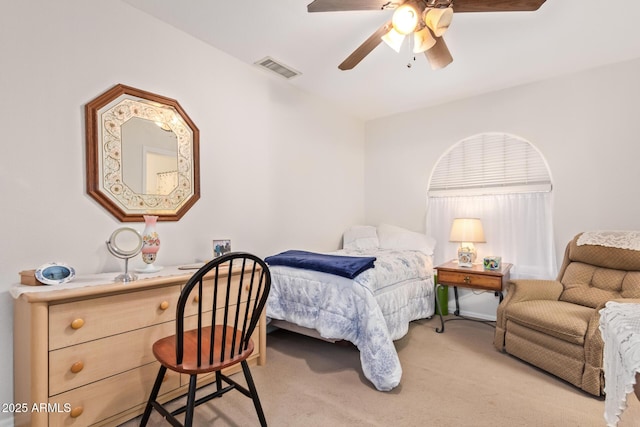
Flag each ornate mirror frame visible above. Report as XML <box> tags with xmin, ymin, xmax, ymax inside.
<box><xmin>86</xmin><ymin>84</ymin><xmax>200</xmax><ymax>222</ymax></box>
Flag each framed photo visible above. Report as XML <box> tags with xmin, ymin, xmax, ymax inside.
<box><xmin>213</xmin><ymin>239</ymin><xmax>231</xmax><ymax>258</ymax></box>
<box><xmin>483</xmin><ymin>256</ymin><xmax>502</xmax><ymax>271</ymax></box>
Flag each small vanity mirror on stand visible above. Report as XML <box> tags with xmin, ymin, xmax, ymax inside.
<box><xmin>106</xmin><ymin>227</ymin><xmax>143</xmax><ymax>282</ymax></box>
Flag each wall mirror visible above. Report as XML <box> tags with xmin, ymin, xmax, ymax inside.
<box><xmin>86</xmin><ymin>84</ymin><xmax>200</xmax><ymax>222</ymax></box>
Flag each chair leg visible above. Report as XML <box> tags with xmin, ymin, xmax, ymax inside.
<box><xmin>241</xmin><ymin>360</ymin><xmax>267</xmax><ymax>427</ymax></box>
<box><xmin>140</xmin><ymin>365</ymin><xmax>167</xmax><ymax>426</ymax></box>
<box><xmin>216</xmin><ymin>370</ymin><xmax>223</xmax><ymax>392</ymax></box>
<box><xmin>184</xmin><ymin>374</ymin><xmax>198</xmax><ymax>427</ymax></box>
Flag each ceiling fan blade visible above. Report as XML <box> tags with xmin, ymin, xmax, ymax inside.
<box><xmin>452</xmin><ymin>0</ymin><xmax>546</xmax><ymax>13</ymax></box>
<box><xmin>339</xmin><ymin>21</ymin><xmax>392</xmax><ymax>70</ymax></box>
<box><xmin>307</xmin><ymin>0</ymin><xmax>404</xmax><ymax>13</ymax></box>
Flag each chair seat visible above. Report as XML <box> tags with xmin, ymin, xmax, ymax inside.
<box><xmin>153</xmin><ymin>325</ymin><xmax>255</xmax><ymax>375</ymax></box>
<box><xmin>505</xmin><ymin>300</ymin><xmax>593</xmax><ymax>345</ymax></box>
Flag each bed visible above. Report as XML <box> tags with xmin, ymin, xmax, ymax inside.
<box><xmin>265</xmin><ymin>224</ymin><xmax>436</xmax><ymax>391</ymax></box>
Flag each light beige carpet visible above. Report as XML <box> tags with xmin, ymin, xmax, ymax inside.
<box><xmin>124</xmin><ymin>316</ymin><xmax>640</xmax><ymax>426</ymax></box>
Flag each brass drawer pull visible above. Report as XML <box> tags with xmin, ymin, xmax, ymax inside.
<box><xmin>70</xmin><ymin>406</ymin><xmax>83</xmax><ymax>418</ymax></box>
<box><xmin>70</xmin><ymin>361</ymin><xmax>84</xmax><ymax>374</ymax></box>
<box><xmin>70</xmin><ymin>318</ymin><xmax>85</xmax><ymax>330</ymax></box>
<box><xmin>159</xmin><ymin>301</ymin><xmax>170</xmax><ymax>310</ymax></box>
<box><xmin>464</xmin><ymin>276</ymin><xmax>471</xmax><ymax>283</ymax></box>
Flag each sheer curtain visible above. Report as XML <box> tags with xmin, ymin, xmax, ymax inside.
<box><xmin>427</xmin><ymin>192</ymin><xmax>557</xmax><ymax>280</ymax></box>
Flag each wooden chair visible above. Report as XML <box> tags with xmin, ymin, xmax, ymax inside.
<box><xmin>140</xmin><ymin>252</ymin><xmax>271</xmax><ymax>426</ymax></box>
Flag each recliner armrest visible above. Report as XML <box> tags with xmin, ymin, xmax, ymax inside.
<box><xmin>505</xmin><ymin>279</ymin><xmax>564</xmax><ymax>304</ymax></box>
<box><xmin>494</xmin><ymin>279</ymin><xmax>563</xmax><ymax>350</ymax></box>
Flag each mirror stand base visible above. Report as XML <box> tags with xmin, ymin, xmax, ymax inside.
<box><xmin>115</xmin><ymin>272</ymin><xmax>138</xmax><ymax>283</ymax></box>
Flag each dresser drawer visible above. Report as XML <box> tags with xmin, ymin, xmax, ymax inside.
<box><xmin>438</xmin><ymin>270</ymin><xmax>503</xmax><ymax>291</ymax></box>
<box><xmin>48</xmin><ymin>361</ymin><xmax>179</xmax><ymax>427</ymax></box>
<box><xmin>49</xmin><ymin>285</ymin><xmax>180</xmax><ymax>349</ymax></box>
<box><xmin>49</xmin><ymin>321</ymin><xmax>175</xmax><ymax>396</ymax></box>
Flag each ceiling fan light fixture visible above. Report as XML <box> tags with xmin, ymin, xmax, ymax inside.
<box><xmin>424</xmin><ymin>36</ymin><xmax>453</xmax><ymax>70</ymax></box>
<box><xmin>392</xmin><ymin>3</ymin><xmax>419</xmax><ymax>35</ymax></box>
<box><xmin>381</xmin><ymin>27</ymin><xmax>406</xmax><ymax>53</ymax></box>
<box><xmin>413</xmin><ymin>26</ymin><xmax>436</xmax><ymax>53</ymax></box>
<box><xmin>424</xmin><ymin>7</ymin><xmax>453</xmax><ymax>37</ymax></box>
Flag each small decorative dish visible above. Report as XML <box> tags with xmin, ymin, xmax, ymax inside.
<box><xmin>34</xmin><ymin>262</ymin><xmax>76</xmax><ymax>285</ymax></box>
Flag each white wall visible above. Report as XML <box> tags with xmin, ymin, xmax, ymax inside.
<box><xmin>0</xmin><ymin>1</ymin><xmax>365</xmax><ymax>422</ymax></box>
<box><xmin>364</xmin><ymin>57</ymin><xmax>640</xmax><ymax>318</ymax></box>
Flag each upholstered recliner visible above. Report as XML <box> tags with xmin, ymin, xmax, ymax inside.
<box><xmin>494</xmin><ymin>232</ymin><xmax>640</xmax><ymax>396</ymax></box>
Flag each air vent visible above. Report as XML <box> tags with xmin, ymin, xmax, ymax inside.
<box><xmin>254</xmin><ymin>57</ymin><xmax>301</xmax><ymax>79</ymax></box>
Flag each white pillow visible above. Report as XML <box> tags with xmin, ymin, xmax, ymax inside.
<box><xmin>343</xmin><ymin>225</ymin><xmax>380</xmax><ymax>250</ymax></box>
<box><xmin>377</xmin><ymin>224</ymin><xmax>436</xmax><ymax>256</ymax></box>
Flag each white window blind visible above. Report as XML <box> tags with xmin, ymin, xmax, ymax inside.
<box><xmin>428</xmin><ymin>133</ymin><xmax>552</xmax><ymax>197</ymax></box>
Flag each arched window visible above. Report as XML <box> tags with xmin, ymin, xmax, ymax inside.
<box><xmin>427</xmin><ymin>132</ymin><xmax>556</xmax><ymax>280</ymax></box>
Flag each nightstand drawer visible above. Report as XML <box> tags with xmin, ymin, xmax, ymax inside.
<box><xmin>438</xmin><ymin>270</ymin><xmax>503</xmax><ymax>291</ymax></box>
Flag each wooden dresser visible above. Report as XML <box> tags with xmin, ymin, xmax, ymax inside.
<box><xmin>12</xmin><ymin>266</ymin><xmax>266</xmax><ymax>427</ymax></box>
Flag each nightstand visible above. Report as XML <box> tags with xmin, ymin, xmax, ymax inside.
<box><xmin>434</xmin><ymin>260</ymin><xmax>512</xmax><ymax>333</ymax></box>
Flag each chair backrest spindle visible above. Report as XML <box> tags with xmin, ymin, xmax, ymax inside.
<box><xmin>209</xmin><ymin>264</ymin><xmax>220</xmax><ymax>365</ymax></box>
<box><xmin>239</xmin><ymin>262</ymin><xmax>257</xmax><ymax>351</ymax></box>
<box><xmin>196</xmin><ymin>278</ymin><xmax>203</xmax><ymax>367</ymax></box>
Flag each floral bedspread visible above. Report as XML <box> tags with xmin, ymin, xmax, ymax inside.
<box><xmin>266</xmin><ymin>248</ymin><xmax>434</xmax><ymax>391</ymax></box>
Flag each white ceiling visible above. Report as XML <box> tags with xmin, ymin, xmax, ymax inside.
<box><xmin>123</xmin><ymin>0</ymin><xmax>640</xmax><ymax>120</ymax></box>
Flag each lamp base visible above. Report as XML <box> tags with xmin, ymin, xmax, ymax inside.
<box><xmin>457</xmin><ymin>246</ymin><xmax>476</xmax><ymax>267</ymax></box>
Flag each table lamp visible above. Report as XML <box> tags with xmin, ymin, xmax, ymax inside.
<box><xmin>449</xmin><ymin>218</ymin><xmax>485</xmax><ymax>267</ymax></box>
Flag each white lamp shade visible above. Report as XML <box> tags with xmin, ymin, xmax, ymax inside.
<box><xmin>392</xmin><ymin>4</ymin><xmax>419</xmax><ymax>35</ymax></box>
<box><xmin>413</xmin><ymin>27</ymin><xmax>436</xmax><ymax>53</ymax></box>
<box><xmin>424</xmin><ymin>7</ymin><xmax>453</xmax><ymax>37</ymax></box>
<box><xmin>449</xmin><ymin>218</ymin><xmax>486</xmax><ymax>243</ymax></box>
<box><xmin>382</xmin><ymin>28</ymin><xmax>406</xmax><ymax>53</ymax></box>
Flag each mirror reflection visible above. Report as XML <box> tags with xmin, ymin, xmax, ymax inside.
<box><xmin>121</xmin><ymin>117</ymin><xmax>178</xmax><ymax>195</ymax></box>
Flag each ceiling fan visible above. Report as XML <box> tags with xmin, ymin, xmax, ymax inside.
<box><xmin>306</xmin><ymin>0</ymin><xmax>547</xmax><ymax>70</ymax></box>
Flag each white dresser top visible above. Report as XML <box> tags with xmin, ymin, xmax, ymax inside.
<box><xmin>10</xmin><ymin>265</ymin><xmax>201</xmax><ymax>299</ymax></box>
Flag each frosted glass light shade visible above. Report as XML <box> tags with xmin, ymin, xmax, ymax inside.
<box><xmin>382</xmin><ymin>28</ymin><xmax>406</xmax><ymax>53</ymax></box>
<box><xmin>392</xmin><ymin>4</ymin><xmax>419</xmax><ymax>35</ymax></box>
<box><xmin>424</xmin><ymin>7</ymin><xmax>453</xmax><ymax>37</ymax></box>
<box><xmin>413</xmin><ymin>27</ymin><xmax>436</xmax><ymax>53</ymax></box>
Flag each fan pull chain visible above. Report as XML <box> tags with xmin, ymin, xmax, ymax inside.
<box><xmin>407</xmin><ymin>37</ymin><xmax>415</xmax><ymax>68</ymax></box>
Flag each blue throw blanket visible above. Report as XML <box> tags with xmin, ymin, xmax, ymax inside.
<box><xmin>265</xmin><ymin>250</ymin><xmax>376</xmax><ymax>279</ymax></box>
